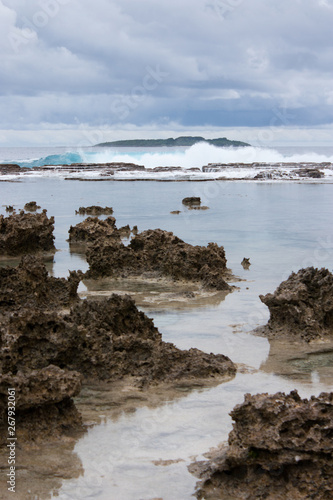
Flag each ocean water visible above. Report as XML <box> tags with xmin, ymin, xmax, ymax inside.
<box><xmin>1</xmin><ymin>144</ymin><xmax>333</xmax><ymax>500</ymax></box>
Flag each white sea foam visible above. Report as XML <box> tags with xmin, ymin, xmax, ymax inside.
<box><xmin>83</xmin><ymin>143</ymin><xmax>333</xmax><ymax>170</ymax></box>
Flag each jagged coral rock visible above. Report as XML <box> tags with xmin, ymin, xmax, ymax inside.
<box><xmin>68</xmin><ymin>216</ymin><xmax>119</xmax><ymax>243</ymax></box>
<box><xmin>0</xmin><ymin>366</ymin><xmax>83</xmax><ymax>444</ymax></box>
<box><xmin>0</xmin><ymin>210</ymin><xmax>55</xmax><ymax>255</ymax></box>
<box><xmin>182</xmin><ymin>197</ymin><xmax>201</xmax><ymax>206</ymax></box>
<box><xmin>0</xmin><ymin>255</ymin><xmax>80</xmax><ymax>312</ymax></box>
<box><xmin>24</xmin><ymin>201</ymin><xmax>41</xmax><ymax>211</ymax></box>
<box><xmin>259</xmin><ymin>267</ymin><xmax>333</xmax><ymax>340</ymax></box>
<box><xmin>0</xmin><ymin>295</ymin><xmax>236</xmax><ymax>384</ymax></box>
<box><xmin>193</xmin><ymin>390</ymin><xmax>333</xmax><ymax>500</ymax></box>
<box><xmin>0</xmin><ymin>257</ymin><xmax>235</xmax><ymax>443</ymax></box>
<box><xmin>75</xmin><ymin>205</ymin><xmax>114</xmax><ymax>215</ymax></box>
<box><xmin>86</xmin><ymin>229</ymin><xmax>231</xmax><ymax>290</ymax></box>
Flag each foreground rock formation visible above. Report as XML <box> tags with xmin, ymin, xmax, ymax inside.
<box><xmin>0</xmin><ymin>366</ymin><xmax>83</xmax><ymax>445</ymax></box>
<box><xmin>0</xmin><ymin>256</ymin><xmax>236</xmax><ymax>443</ymax></box>
<box><xmin>192</xmin><ymin>390</ymin><xmax>333</xmax><ymax>500</ymax></box>
<box><xmin>1</xmin><ymin>293</ymin><xmax>236</xmax><ymax>385</ymax></box>
<box><xmin>0</xmin><ymin>209</ymin><xmax>55</xmax><ymax>255</ymax></box>
<box><xmin>86</xmin><ymin>228</ymin><xmax>231</xmax><ymax>290</ymax></box>
<box><xmin>258</xmin><ymin>267</ymin><xmax>333</xmax><ymax>341</ymax></box>
<box><xmin>0</xmin><ymin>257</ymin><xmax>82</xmax><ymax>442</ymax></box>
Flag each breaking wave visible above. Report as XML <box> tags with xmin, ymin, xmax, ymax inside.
<box><xmin>10</xmin><ymin>143</ymin><xmax>333</xmax><ymax>170</ymax></box>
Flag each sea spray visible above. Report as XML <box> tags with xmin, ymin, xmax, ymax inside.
<box><xmin>76</xmin><ymin>143</ymin><xmax>333</xmax><ymax>170</ymax></box>
<box><xmin>2</xmin><ymin>143</ymin><xmax>333</xmax><ymax>172</ymax></box>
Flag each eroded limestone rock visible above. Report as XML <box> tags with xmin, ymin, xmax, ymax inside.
<box><xmin>0</xmin><ymin>366</ymin><xmax>83</xmax><ymax>444</ymax></box>
<box><xmin>192</xmin><ymin>390</ymin><xmax>333</xmax><ymax>500</ymax></box>
<box><xmin>68</xmin><ymin>216</ymin><xmax>120</xmax><ymax>243</ymax></box>
<box><xmin>0</xmin><ymin>164</ymin><xmax>25</xmax><ymax>175</ymax></box>
<box><xmin>0</xmin><ymin>255</ymin><xmax>80</xmax><ymax>312</ymax></box>
<box><xmin>182</xmin><ymin>197</ymin><xmax>201</xmax><ymax>206</ymax></box>
<box><xmin>259</xmin><ymin>267</ymin><xmax>333</xmax><ymax>340</ymax></box>
<box><xmin>24</xmin><ymin>201</ymin><xmax>41</xmax><ymax>211</ymax></box>
<box><xmin>0</xmin><ymin>295</ymin><xmax>236</xmax><ymax>385</ymax></box>
<box><xmin>86</xmin><ymin>229</ymin><xmax>231</xmax><ymax>290</ymax></box>
<box><xmin>0</xmin><ymin>257</ymin><xmax>236</xmax><ymax>443</ymax></box>
<box><xmin>75</xmin><ymin>206</ymin><xmax>114</xmax><ymax>215</ymax></box>
<box><xmin>241</xmin><ymin>257</ymin><xmax>251</xmax><ymax>270</ymax></box>
<box><xmin>0</xmin><ymin>210</ymin><xmax>55</xmax><ymax>255</ymax></box>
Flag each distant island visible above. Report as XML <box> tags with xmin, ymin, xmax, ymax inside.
<box><xmin>95</xmin><ymin>136</ymin><xmax>250</xmax><ymax>148</ymax></box>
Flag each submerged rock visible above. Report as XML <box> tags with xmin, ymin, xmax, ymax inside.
<box><xmin>0</xmin><ymin>209</ymin><xmax>55</xmax><ymax>255</ymax></box>
<box><xmin>24</xmin><ymin>201</ymin><xmax>41</xmax><ymax>211</ymax></box>
<box><xmin>86</xmin><ymin>228</ymin><xmax>231</xmax><ymax>290</ymax></box>
<box><xmin>192</xmin><ymin>390</ymin><xmax>333</xmax><ymax>500</ymax></box>
<box><xmin>75</xmin><ymin>205</ymin><xmax>114</xmax><ymax>215</ymax></box>
<box><xmin>258</xmin><ymin>267</ymin><xmax>333</xmax><ymax>340</ymax></box>
<box><xmin>188</xmin><ymin>205</ymin><xmax>210</xmax><ymax>210</ymax></box>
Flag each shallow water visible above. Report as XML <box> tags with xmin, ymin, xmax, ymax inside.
<box><xmin>0</xmin><ymin>179</ymin><xmax>332</xmax><ymax>500</ymax></box>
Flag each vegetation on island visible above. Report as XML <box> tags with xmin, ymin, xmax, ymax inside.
<box><xmin>95</xmin><ymin>136</ymin><xmax>250</xmax><ymax>148</ymax></box>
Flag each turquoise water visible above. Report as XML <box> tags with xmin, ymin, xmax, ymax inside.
<box><xmin>0</xmin><ymin>178</ymin><xmax>332</xmax><ymax>499</ymax></box>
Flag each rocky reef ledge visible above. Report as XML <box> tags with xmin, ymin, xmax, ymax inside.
<box><xmin>191</xmin><ymin>390</ymin><xmax>333</xmax><ymax>500</ymax></box>
<box><xmin>0</xmin><ymin>256</ymin><xmax>236</xmax><ymax>444</ymax></box>
<box><xmin>1</xmin><ymin>161</ymin><xmax>332</xmax><ymax>181</ymax></box>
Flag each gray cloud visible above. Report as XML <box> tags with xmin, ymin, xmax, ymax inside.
<box><xmin>0</xmin><ymin>0</ymin><xmax>332</xmax><ymax>144</ymax></box>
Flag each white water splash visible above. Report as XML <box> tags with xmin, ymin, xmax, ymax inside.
<box><xmin>82</xmin><ymin>143</ymin><xmax>333</xmax><ymax>170</ymax></box>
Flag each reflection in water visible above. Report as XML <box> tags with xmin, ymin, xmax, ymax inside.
<box><xmin>56</xmin><ymin>370</ymin><xmax>331</xmax><ymax>500</ymax></box>
<box><xmin>0</xmin><ymin>439</ymin><xmax>84</xmax><ymax>500</ymax></box>
<box><xmin>81</xmin><ymin>276</ymin><xmax>232</xmax><ymax>311</ymax></box>
<box><xmin>68</xmin><ymin>242</ymin><xmax>87</xmax><ymax>256</ymax></box>
<box><xmin>260</xmin><ymin>338</ymin><xmax>333</xmax><ymax>385</ymax></box>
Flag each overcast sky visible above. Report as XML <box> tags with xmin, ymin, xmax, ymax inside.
<box><xmin>0</xmin><ymin>0</ymin><xmax>333</xmax><ymax>146</ymax></box>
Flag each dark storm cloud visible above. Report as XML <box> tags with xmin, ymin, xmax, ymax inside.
<box><xmin>0</xmin><ymin>0</ymin><xmax>332</xmax><ymax>136</ymax></box>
